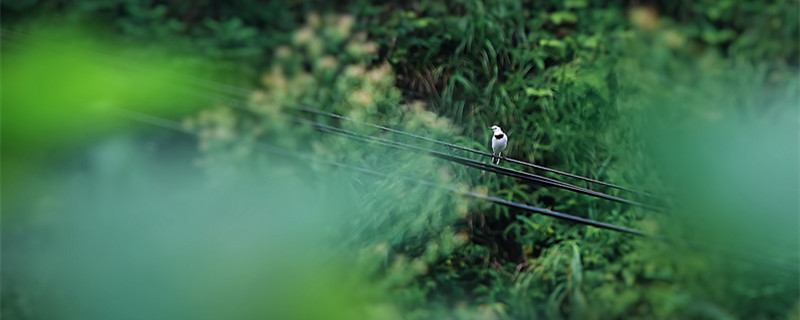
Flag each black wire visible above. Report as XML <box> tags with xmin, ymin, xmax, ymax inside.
<box><xmin>294</xmin><ymin>118</ymin><xmax>666</xmax><ymax>212</ymax></box>
<box><xmin>88</xmin><ymin>63</ymin><xmax>663</xmax><ymax>212</ymax></box>
<box><xmin>164</xmin><ymin>88</ymin><xmax>664</xmax><ymax>211</ymax></box>
<box><xmin>123</xmin><ymin>110</ymin><xmax>800</xmax><ymax>275</ymax></box>
<box><xmin>182</xmin><ymin>77</ymin><xmax>659</xmax><ymax>199</ymax></box>
<box><xmin>116</xmin><ymin>109</ymin><xmax>647</xmax><ymax>236</ymax></box>
<box><xmin>149</xmin><ymin>87</ymin><xmax>663</xmax><ymax>211</ymax></box>
<box><xmin>292</xmin><ymin>105</ymin><xmax>659</xmax><ymax>198</ymax></box>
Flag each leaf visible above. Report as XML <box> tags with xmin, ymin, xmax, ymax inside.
<box><xmin>550</xmin><ymin>12</ymin><xmax>578</xmax><ymax>25</ymax></box>
<box><xmin>526</xmin><ymin>88</ymin><xmax>555</xmax><ymax>97</ymax></box>
<box><xmin>413</xmin><ymin>18</ymin><xmax>436</xmax><ymax>28</ymax></box>
<box><xmin>539</xmin><ymin>39</ymin><xmax>566</xmax><ymax>49</ymax></box>
<box><xmin>582</xmin><ymin>35</ymin><xmax>599</xmax><ymax>49</ymax></box>
<box><xmin>517</xmin><ymin>215</ymin><xmax>541</xmax><ymax>231</ymax></box>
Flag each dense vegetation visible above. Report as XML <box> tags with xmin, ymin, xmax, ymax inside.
<box><xmin>3</xmin><ymin>1</ymin><xmax>798</xmax><ymax>319</ymax></box>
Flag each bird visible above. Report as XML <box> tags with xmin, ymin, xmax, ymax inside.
<box><xmin>490</xmin><ymin>125</ymin><xmax>508</xmax><ymax>165</ymax></box>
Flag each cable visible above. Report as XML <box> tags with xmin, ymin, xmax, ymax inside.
<box><xmin>294</xmin><ymin>105</ymin><xmax>658</xmax><ymax>197</ymax></box>
<box><xmin>166</xmin><ymin>87</ymin><xmax>664</xmax><ymax>211</ymax></box>
<box><xmin>124</xmin><ymin>109</ymin><xmax>800</xmax><ymax>275</ymax></box>
<box><xmin>292</xmin><ymin>117</ymin><xmax>666</xmax><ymax>212</ymax></box>
<box><xmin>116</xmin><ymin>109</ymin><xmax>647</xmax><ymax>236</ymax></box>
<box><xmin>183</xmin><ymin>78</ymin><xmax>660</xmax><ymax>199</ymax></box>
<box><xmin>152</xmin><ymin>87</ymin><xmax>664</xmax><ymax>211</ymax></box>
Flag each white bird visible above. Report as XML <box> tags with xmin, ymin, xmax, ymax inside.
<box><xmin>490</xmin><ymin>125</ymin><xmax>508</xmax><ymax>165</ymax></box>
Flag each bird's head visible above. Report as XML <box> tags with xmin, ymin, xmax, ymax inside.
<box><xmin>489</xmin><ymin>125</ymin><xmax>503</xmax><ymax>133</ymax></box>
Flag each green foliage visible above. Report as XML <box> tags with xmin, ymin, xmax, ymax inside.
<box><xmin>3</xmin><ymin>0</ymin><xmax>334</xmax><ymax>82</ymax></box>
<box><xmin>3</xmin><ymin>1</ymin><xmax>799</xmax><ymax>319</ymax></box>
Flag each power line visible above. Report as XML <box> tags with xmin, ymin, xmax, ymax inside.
<box><xmin>167</xmin><ymin>88</ymin><xmax>664</xmax><ymax>211</ymax></box>
<box><xmin>187</xmin><ymin>77</ymin><xmax>659</xmax><ymax>199</ymax></box>
<box><xmin>117</xmin><ymin>109</ymin><xmax>647</xmax><ymax>236</ymax></box>
<box><xmin>146</xmin><ymin>85</ymin><xmax>664</xmax><ymax>211</ymax></box>
<box><xmin>294</xmin><ymin>105</ymin><xmax>659</xmax><ymax>198</ymax></box>
<box><xmin>122</xmin><ymin>110</ymin><xmax>800</xmax><ymax>275</ymax></box>
<box><xmin>293</xmin><ymin>117</ymin><xmax>665</xmax><ymax>212</ymax></box>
